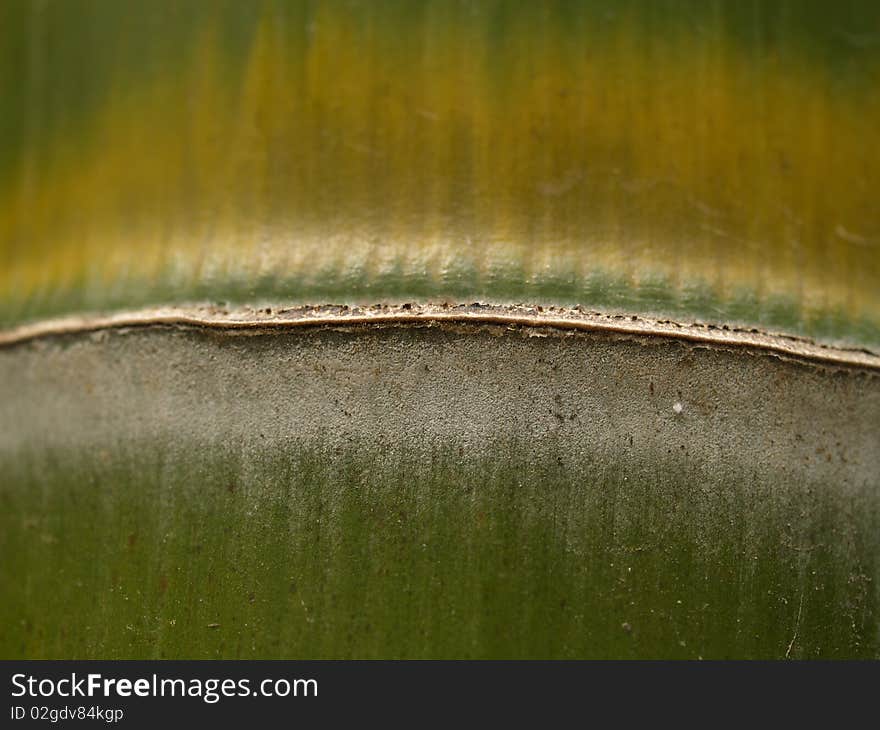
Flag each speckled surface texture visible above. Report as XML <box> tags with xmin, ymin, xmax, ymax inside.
<box><xmin>1</xmin><ymin>322</ymin><xmax>878</xmax><ymax>658</ymax></box>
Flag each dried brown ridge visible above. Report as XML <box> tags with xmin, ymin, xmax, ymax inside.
<box><xmin>1</xmin><ymin>303</ymin><xmax>878</xmax><ymax>370</ymax></box>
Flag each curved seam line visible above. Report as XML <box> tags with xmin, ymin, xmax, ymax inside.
<box><xmin>0</xmin><ymin>305</ymin><xmax>878</xmax><ymax>370</ymax></box>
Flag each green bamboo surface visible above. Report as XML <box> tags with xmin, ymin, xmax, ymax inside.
<box><xmin>1</xmin><ymin>323</ymin><xmax>878</xmax><ymax>659</ymax></box>
<box><xmin>0</xmin><ymin>1</ymin><xmax>878</xmax><ymax>346</ymax></box>
<box><xmin>3</xmin><ymin>441</ymin><xmax>876</xmax><ymax>659</ymax></box>
<box><xmin>1</xmin><ymin>1</ymin><xmax>880</xmax><ymax>660</ymax></box>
